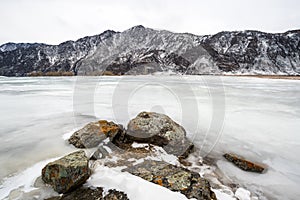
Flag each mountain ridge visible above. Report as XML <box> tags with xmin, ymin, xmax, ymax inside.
<box><xmin>0</xmin><ymin>25</ymin><xmax>299</xmax><ymax>76</ymax></box>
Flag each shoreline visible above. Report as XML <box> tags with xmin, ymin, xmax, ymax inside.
<box><xmin>2</xmin><ymin>74</ymin><xmax>300</xmax><ymax>80</ymax></box>
<box><xmin>222</xmin><ymin>74</ymin><xmax>300</xmax><ymax>80</ymax></box>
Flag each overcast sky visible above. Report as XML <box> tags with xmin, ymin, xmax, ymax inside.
<box><xmin>0</xmin><ymin>0</ymin><xmax>299</xmax><ymax>45</ymax></box>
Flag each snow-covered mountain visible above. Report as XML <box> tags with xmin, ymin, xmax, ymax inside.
<box><xmin>104</xmin><ymin>49</ymin><xmax>191</xmax><ymax>75</ymax></box>
<box><xmin>0</xmin><ymin>30</ymin><xmax>116</xmax><ymax>76</ymax></box>
<box><xmin>0</xmin><ymin>25</ymin><xmax>299</xmax><ymax>76</ymax></box>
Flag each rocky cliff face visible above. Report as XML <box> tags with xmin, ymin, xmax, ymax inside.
<box><xmin>105</xmin><ymin>49</ymin><xmax>191</xmax><ymax>75</ymax></box>
<box><xmin>0</xmin><ymin>25</ymin><xmax>299</xmax><ymax>76</ymax></box>
<box><xmin>0</xmin><ymin>30</ymin><xmax>116</xmax><ymax>76</ymax></box>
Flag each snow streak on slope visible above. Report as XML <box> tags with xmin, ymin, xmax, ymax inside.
<box><xmin>0</xmin><ymin>26</ymin><xmax>299</xmax><ymax>76</ymax></box>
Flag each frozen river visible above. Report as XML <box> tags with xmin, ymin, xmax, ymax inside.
<box><xmin>0</xmin><ymin>75</ymin><xmax>299</xmax><ymax>200</ymax></box>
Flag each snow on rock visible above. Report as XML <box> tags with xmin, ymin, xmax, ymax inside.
<box><xmin>213</xmin><ymin>189</ymin><xmax>236</xmax><ymax>200</ymax></box>
<box><xmin>86</xmin><ymin>166</ymin><xmax>193</xmax><ymax>200</ymax></box>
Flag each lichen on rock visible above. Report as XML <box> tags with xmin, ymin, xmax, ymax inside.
<box><xmin>42</xmin><ymin>150</ymin><xmax>90</xmax><ymax>193</ymax></box>
<box><xmin>45</xmin><ymin>187</ymin><xmax>129</xmax><ymax>200</ymax></box>
<box><xmin>68</xmin><ymin>120</ymin><xmax>124</xmax><ymax>148</ymax></box>
<box><xmin>126</xmin><ymin>111</ymin><xmax>194</xmax><ymax>158</ymax></box>
<box><xmin>123</xmin><ymin>160</ymin><xmax>217</xmax><ymax>200</ymax></box>
<box><xmin>104</xmin><ymin>189</ymin><xmax>129</xmax><ymax>200</ymax></box>
<box><xmin>223</xmin><ymin>153</ymin><xmax>266</xmax><ymax>173</ymax></box>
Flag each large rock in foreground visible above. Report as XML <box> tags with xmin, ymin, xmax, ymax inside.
<box><xmin>69</xmin><ymin>120</ymin><xmax>123</xmax><ymax>148</ymax></box>
<box><xmin>126</xmin><ymin>112</ymin><xmax>194</xmax><ymax>158</ymax></box>
<box><xmin>123</xmin><ymin>160</ymin><xmax>217</xmax><ymax>200</ymax></box>
<box><xmin>127</xmin><ymin>112</ymin><xmax>186</xmax><ymax>145</ymax></box>
<box><xmin>46</xmin><ymin>187</ymin><xmax>129</xmax><ymax>200</ymax></box>
<box><xmin>42</xmin><ymin>151</ymin><xmax>90</xmax><ymax>193</ymax></box>
<box><xmin>223</xmin><ymin>153</ymin><xmax>266</xmax><ymax>173</ymax></box>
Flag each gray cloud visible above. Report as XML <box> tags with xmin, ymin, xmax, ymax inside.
<box><xmin>0</xmin><ymin>0</ymin><xmax>299</xmax><ymax>44</ymax></box>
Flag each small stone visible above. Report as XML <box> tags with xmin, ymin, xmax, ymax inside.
<box><xmin>42</xmin><ymin>151</ymin><xmax>90</xmax><ymax>193</ymax></box>
<box><xmin>223</xmin><ymin>153</ymin><xmax>266</xmax><ymax>173</ymax></box>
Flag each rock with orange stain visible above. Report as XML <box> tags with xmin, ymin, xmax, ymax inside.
<box><xmin>69</xmin><ymin>120</ymin><xmax>124</xmax><ymax>148</ymax></box>
<box><xmin>42</xmin><ymin>151</ymin><xmax>90</xmax><ymax>193</ymax></box>
<box><xmin>223</xmin><ymin>153</ymin><xmax>266</xmax><ymax>173</ymax></box>
<box><xmin>124</xmin><ymin>160</ymin><xmax>217</xmax><ymax>200</ymax></box>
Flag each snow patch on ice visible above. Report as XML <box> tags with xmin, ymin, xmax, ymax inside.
<box><xmin>213</xmin><ymin>189</ymin><xmax>236</xmax><ymax>200</ymax></box>
<box><xmin>235</xmin><ymin>187</ymin><xmax>251</xmax><ymax>200</ymax></box>
<box><xmin>0</xmin><ymin>158</ymin><xmax>59</xmax><ymax>200</ymax></box>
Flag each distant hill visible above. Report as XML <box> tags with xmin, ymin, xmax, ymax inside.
<box><xmin>0</xmin><ymin>25</ymin><xmax>299</xmax><ymax>76</ymax></box>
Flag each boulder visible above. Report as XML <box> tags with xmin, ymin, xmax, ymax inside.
<box><xmin>123</xmin><ymin>160</ymin><xmax>217</xmax><ymax>200</ymax></box>
<box><xmin>42</xmin><ymin>151</ymin><xmax>90</xmax><ymax>193</ymax></box>
<box><xmin>46</xmin><ymin>187</ymin><xmax>103</xmax><ymax>200</ymax></box>
<box><xmin>69</xmin><ymin>120</ymin><xmax>124</xmax><ymax>148</ymax></box>
<box><xmin>127</xmin><ymin>112</ymin><xmax>186</xmax><ymax>145</ymax></box>
<box><xmin>126</xmin><ymin>112</ymin><xmax>194</xmax><ymax>158</ymax></box>
<box><xmin>223</xmin><ymin>153</ymin><xmax>266</xmax><ymax>173</ymax></box>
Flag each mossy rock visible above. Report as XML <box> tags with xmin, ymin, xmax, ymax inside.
<box><xmin>123</xmin><ymin>160</ymin><xmax>216</xmax><ymax>200</ymax></box>
<box><xmin>126</xmin><ymin>112</ymin><xmax>194</xmax><ymax>158</ymax></box>
<box><xmin>42</xmin><ymin>151</ymin><xmax>90</xmax><ymax>193</ymax></box>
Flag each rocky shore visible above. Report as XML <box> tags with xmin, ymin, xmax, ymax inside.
<box><xmin>37</xmin><ymin>111</ymin><xmax>267</xmax><ymax>200</ymax></box>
